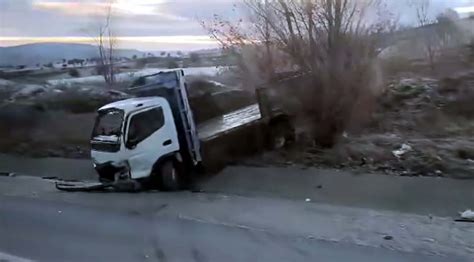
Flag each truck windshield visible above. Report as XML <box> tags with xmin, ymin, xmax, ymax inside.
<box><xmin>92</xmin><ymin>109</ymin><xmax>124</xmax><ymax>138</ymax></box>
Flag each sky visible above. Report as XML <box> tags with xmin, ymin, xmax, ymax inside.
<box><xmin>0</xmin><ymin>0</ymin><xmax>473</xmax><ymax>51</ymax></box>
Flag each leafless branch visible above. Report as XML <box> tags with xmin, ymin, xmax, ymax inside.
<box><xmin>203</xmin><ymin>0</ymin><xmax>393</xmax><ymax>146</ymax></box>
<box><xmin>93</xmin><ymin>0</ymin><xmax>117</xmax><ymax>87</ymax></box>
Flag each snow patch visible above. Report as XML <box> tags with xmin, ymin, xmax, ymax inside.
<box><xmin>47</xmin><ymin>67</ymin><xmax>221</xmax><ymax>86</ymax></box>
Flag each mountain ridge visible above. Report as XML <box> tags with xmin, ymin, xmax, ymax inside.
<box><xmin>0</xmin><ymin>43</ymin><xmax>145</xmax><ymax>66</ymax></box>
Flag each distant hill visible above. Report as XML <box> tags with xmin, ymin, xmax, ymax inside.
<box><xmin>0</xmin><ymin>43</ymin><xmax>145</xmax><ymax>66</ymax></box>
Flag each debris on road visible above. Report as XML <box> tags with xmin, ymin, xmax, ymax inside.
<box><xmin>383</xmin><ymin>235</ymin><xmax>393</xmax><ymax>240</ymax></box>
<box><xmin>392</xmin><ymin>144</ymin><xmax>412</xmax><ymax>158</ymax></box>
<box><xmin>422</xmin><ymin>237</ymin><xmax>436</xmax><ymax>243</ymax></box>
<box><xmin>55</xmin><ymin>181</ymin><xmax>111</xmax><ymax>192</ymax></box>
<box><xmin>55</xmin><ymin>179</ymin><xmax>143</xmax><ymax>192</ymax></box>
<box><xmin>454</xmin><ymin>209</ymin><xmax>474</xmax><ymax>223</ymax></box>
<box><xmin>460</xmin><ymin>209</ymin><xmax>474</xmax><ymax>220</ymax></box>
<box><xmin>0</xmin><ymin>172</ymin><xmax>16</xmax><ymax>177</ymax></box>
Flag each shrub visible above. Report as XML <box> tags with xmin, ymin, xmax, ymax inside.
<box><xmin>381</xmin><ymin>56</ymin><xmax>414</xmax><ymax>76</ymax></box>
<box><xmin>468</xmin><ymin>38</ymin><xmax>474</xmax><ymax>64</ymax></box>
<box><xmin>68</xmin><ymin>68</ymin><xmax>80</xmax><ymax>77</ymax></box>
<box><xmin>167</xmin><ymin>60</ymin><xmax>179</xmax><ymax>69</ymax></box>
<box><xmin>39</xmin><ymin>90</ymin><xmax>111</xmax><ymax>114</ymax></box>
<box><xmin>190</xmin><ymin>52</ymin><xmax>201</xmax><ymax>63</ymax></box>
<box><xmin>444</xmin><ymin>87</ymin><xmax>474</xmax><ymax>117</ymax></box>
<box><xmin>203</xmin><ymin>0</ymin><xmax>389</xmax><ymax>147</ymax></box>
<box><xmin>135</xmin><ymin>59</ymin><xmax>147</xmax><ymax>68</ymax></box>
<box><xmin>96</xmin><ymin>65</ymin><xmax>106</xmax><ymax>75</ymax></box>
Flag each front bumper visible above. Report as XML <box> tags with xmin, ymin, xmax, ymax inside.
<box><xmin>94</xmin><ymin>161</ymin><xmax>131</xmax><ymax>183</ymax></box>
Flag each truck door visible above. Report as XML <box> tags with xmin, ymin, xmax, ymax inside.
<box><xmin>125</xmin><ymin>106</ymin><xmax>179</xmax><ymax>179</ymax></box>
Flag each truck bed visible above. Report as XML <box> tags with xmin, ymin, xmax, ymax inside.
<box><xmin>198</xmin><ymin>104</ymin><xmax>261</xmax><ymax>141</ymax></box>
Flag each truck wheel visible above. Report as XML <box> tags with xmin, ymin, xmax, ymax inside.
<box><xmin>160</xmin><ymin>160</ymin><xmax>182</xmax><ymax>191</ymax></box>
<box><xmin>269</xmin><ymin>121</ymin><xmax>293</xmax><ymax>150</ymax></box>
<box><xmin>271</xmin><ymin>131</ymin><xmax>286</xmax><ymax>149</ymax></box>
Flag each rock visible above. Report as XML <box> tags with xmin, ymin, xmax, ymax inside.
<box><xmin>383</xmin><ymin>235</ymin><xmax>393</xmax><ymax>240</ymax></box>
<box><xmin>422</xmin><ymin>237</ymin><xmax>435</xmax><ymax>243</ymax></box>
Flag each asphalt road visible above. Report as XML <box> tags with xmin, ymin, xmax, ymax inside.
<box><xmin>1</xmin><ymin>153</ymin><xmax>473</xmax><ymax>217</ymax></box>
<box><xmin>1</xmin><ymin>154</ymin><xmax>473</xmax><ymax>261</ymax></box>
<box><xmin>0</xmin><ymin>195</ymin><xmax>463</xmax><ymax>262</ymax></box>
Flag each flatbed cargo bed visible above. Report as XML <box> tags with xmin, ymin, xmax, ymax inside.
<box><xmin>197</xmin><ymin>104</ymin><xmax>261</xmax><ymax>142</ymax></box>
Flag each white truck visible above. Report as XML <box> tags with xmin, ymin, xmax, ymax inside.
<box><xmin>70</xmin><ymin>70</ymin><xmax>293</xmax><ymax>191</ymax></box>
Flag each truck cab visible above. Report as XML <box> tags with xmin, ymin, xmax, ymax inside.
<box><xmin>91</xmin><ymin>71</ymin><xmax>201</xmax><ymax>190</ymax></box>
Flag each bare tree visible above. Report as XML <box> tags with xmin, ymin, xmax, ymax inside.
<box><xmin>203</xmin><ymin>0</ymin><xmax>391</xmax><ymax>146</ymax></box>
<box><xmin>409</xmin><ymin>0</ymin><xmax>466</xmax><ymax>70</ymax></box>
<box><xmin>409</xmin><ymin>0</ymin><xmax>438</xmax><ymax>69</ymax></box>
<box><xmin>410</xmin><ymin>0</ymin><xmax>431</xmax><ymax>26</ymax></box>
<box><xmin>93</xmin><ymin>0</ymin><xmax>117</xmax><ymax>87</ymax></box>
<box><xmin>468</xmin><ymin>38</ymin><xmax>474</xmax><ymax>65</ymax></box>
<box><xmin>435</xmin><ymin>11</ymin><xmax>463</xmax><ymax>48</ymax></box>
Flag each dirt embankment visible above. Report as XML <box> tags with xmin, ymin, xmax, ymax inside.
<box><xmin>243</xmin><ymin>71</ymin><xmax>474</xmax><ymax>179</ymax></box>
<box><xmin>0</xmin><ymin>81</ymin><xmax>129</xmax><ymax>158</ymax></box>
<box><xmin>1</xmin><ymin>68</ymin><xmax>473</xmax><ymax>179</ymax></box>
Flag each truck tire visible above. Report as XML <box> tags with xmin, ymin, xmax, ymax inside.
<box><xmin>269</xmin><ymin>120</ymin><xmax>294</xmax><ymax>150</ymax></box>
<box><xmin>160</xmin><ymin>160</ymin><xmax>182</xmax><ymax>191</ymax></box>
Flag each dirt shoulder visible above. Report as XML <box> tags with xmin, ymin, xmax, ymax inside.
<box><xmin>243</xmin><ymin>72</ymin><xmax>474</xmax><ymax>179</ymax></box>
